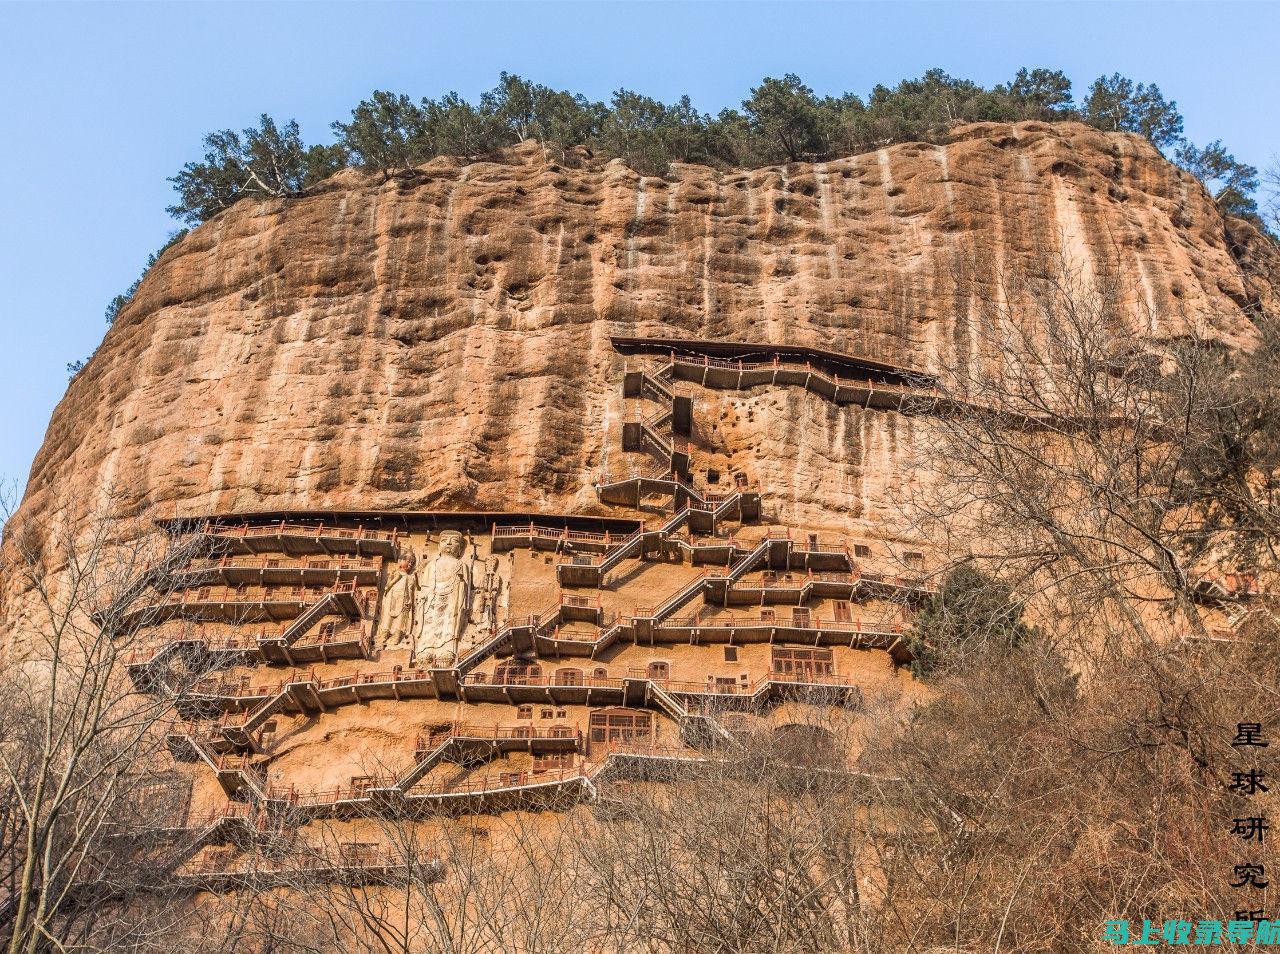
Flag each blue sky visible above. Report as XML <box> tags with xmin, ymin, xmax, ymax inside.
<box><xmin>1</xmin><ymin>1</ymin><xmax>1277</xmax><ymax>493</ymax></box>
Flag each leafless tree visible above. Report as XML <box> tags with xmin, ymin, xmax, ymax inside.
<box><xmin>556</xmin><ymin>704</ymin><xmax>880</xmax><ymax>954</ymax></box>
<box><xmin>0</xmin><ymin>487</ymin><xmax>204</xmax><ymax>953</ymax></box>
<box><xmin>871</xmin><ymin>247</ymin><xmax>1280</xmax><ymax>947</ymax></box>
<box><xmin>268</xmin><ymin>806</ymin><xmax>586</xmax><ymax>953</ymax></box>
<box><xmin>1262</xmin><ymin>160</ymin><xmax>1280</xmax><ymax>237</ymax></box>
<box><xmin>904</xmin><ymin>247</ymin><xmax>1280</xmax><ymax>659</ymax></box>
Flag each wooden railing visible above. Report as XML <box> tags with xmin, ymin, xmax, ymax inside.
<box><xmin>491</xmin><ymin>523</ymin><xmax>623</xmax><ymax>545</ymax></box>
<box><xmin>127</xmin><ymin>619</ymin><xmax>369</xmax><ymax>669</ymax></box>
<box><xmin>193</xmin><ymin>663</ymin><xmax>434</xmax><ymax>702</ymax></box>
<box><xmin>269</xmin><ymin>762</ymin><xmax>591</xmax><ymax>808</ymax></box>
<box><xmin>641</xmin><ymin>405</ymin><xmax>673</xmax><ymax>429</ymax></box>
<box><xmin>147</xmin><ymin>579</ymin><xmax>363</xmax><ymax>608</ymax></box>
<box><xmin>541</xmin><ymin>624</ymin><xmax>618</xmax><ymax>644</ymax></box>
<box><xmin>202</xmin><ymin>521</ymin><xmax>397</xmax><ymax>542</ymax></box>
<box><xmin>658</xmin><ymin>677</ymin><xmax>754</xmax><ymax>696</ymax></box>
<box><xmin>652</xmin><ymin>670</ymin><xmax>859</xmax><ymax>697</ymax></box>
<box><xmin>313</xmin><ymin>666</ymin><xmax>434</xmax><ymax>691</ymax></box>
<box><xmin>416</xmin><ymin>723</ymin><xmax>581</xmax><ymax>750</ymax></box>
<box><xmin>183</xmin><ymin>555</ymin><xmax>381</xmax><ymax>574</ymax></box>
<box><xmin>461</xmin><ymin>672</ymin><xmax>626</xmax><ymax>690</ymax></box>
<box><xmin>800</xmin><ymin>541</ymin><xmax>851</xmax><ymax>554</ymax></box>
<box><xmin>173</xmin><ymin>710</ymin><xmax>262</xmax><ymax>738</ymax></box>
<box><xmin>725</xmin><ymin>567</ymin><xmax>935</xmax><ymax>593</ymax></box>
<box><xmin>597</xmin><ymin>740</ymin><xmax>701</xmax><ymax>760</ymax></box>
<box><xmin>668</xmin><ymin>352</ymin><xmax>931</xmax><ymax>400</ymax></box>
<box><xmin>657</xmin><ymin>611</ymin><xmax>904</xmax><ymax>635</ymax></box>
<box><xmin>213</xmin><ymin>753</ymin><xmax>260</xmax><ymax>773</ymax></box>
<box><xmin>295</xmin><ymin>619</ymin><xmax>370</xmax><ymax>646</ymax></box>
<box><xmin>761</xmin><ymin>669</ymin><xmax>859</xmax><ymax>688</ymax></box>
<box><xmin>180</xmin><ymin>801</ymin><xmax>253</xmax><ymax>831</ymax></box>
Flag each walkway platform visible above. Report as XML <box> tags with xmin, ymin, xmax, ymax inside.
<box><xmin>172</xmin><ymin>555</ymin><xmax>382</xmax><ymax>588</ymax></box>
<box><xmin>200</xmin><ymin>521</ymin><xmax>398</xmax><ymax>558</ymax></box>
<box><xmin>120</xmin><ymin>580</ymin><xmax>371</xmax><ymax>629</ymax></box>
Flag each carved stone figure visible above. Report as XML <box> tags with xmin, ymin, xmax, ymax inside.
<box><xmin>378</xmin><ymin>549</ymin><xmax>417</xmax><ymax>650</ymax></box>
<box><xmin>469</xmin><ymin>555</ymin><xmax>509</xmax><ymax>633</ymax></box>
<box><xmin>412</xmin><ymin>531</ymin><xmax>472</xmax><ymax>667</ymax></box>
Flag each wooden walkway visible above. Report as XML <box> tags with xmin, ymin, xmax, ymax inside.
<box><xmin>200</xmin><ymin>520</ymin><xmax>398</xmax><ymax>557</ymax></box>
<box><xmin>120</xmin><ymin>579</ymin><xmax>371</xmax><ymax>629</ymax></box>
<box><xmin>174</xmin><ymin>665</ymin><xmax>870</xmax><ymax>770</ymax></box>
<box><xmin>172</xmin><ymin>554</ymin><xmax>382</xmax><ymax>588</ymax></box>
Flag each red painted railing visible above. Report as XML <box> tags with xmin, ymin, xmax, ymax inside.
<box><xmin>656</xmin><ymin>611</ymin><xmax>903</xmax><ymax>635</ymax></box>
<box><xmin>461</xmin><ymin>672</ymin><xmax>626</xmax><ymax>690</ymax></box>
<box><xmin>183</xmin><ymin>555</ymin><xmax>381</xmax><ymax>574</ymax></box>
<box><xmin>202</xmin><ymin>520</ymin><xmax>397</xmax><ymax>543</ymax></box>
<box><xmin>415</xmin><ymin>723</ymin><xmax>581</xmax><ymax>751</ymax></box>
<box><xmin>492</xmin><ymin>523</ymin><xmax>619</xmax><ymax>545</ymax></box>
<box><xmin>144</xmin><ymin>579</ymin><xmax>364</xmax><ymax>608</ymax></box>
<box><xmin>653</xmin><ymin>670</ymin><xmax>860</xmax><ymax>696</ymax></box>
<box><xmin>181</xmin><ymin>802</ymin><xmax>252</xmax><ymax>831</ymax></box>
<box><xmin>127</xmin><ymin>620</ymin><xmax>369</xmax><ymax>668</ymax></box>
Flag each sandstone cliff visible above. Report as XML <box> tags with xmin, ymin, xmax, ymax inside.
<box><xmin>14</xmin><ymin>121</ymin><xmax>1267</xmax><ymax>550</ymax></box>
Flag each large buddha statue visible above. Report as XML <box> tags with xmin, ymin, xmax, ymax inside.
<box><xmin>412</xmin><ymin>531</ymin><xmax>472</xmax><ymax>667</ymax></box>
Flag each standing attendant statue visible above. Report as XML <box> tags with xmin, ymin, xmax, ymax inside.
<box><xmin>378</xmin><ymin>548</ymin><xmax>417</xmax><ymax>651</ymax></box>
<box><xmin>412</xmin><ymin>531</ymin><xmax>472</xmax><ymax>668</ymax></box>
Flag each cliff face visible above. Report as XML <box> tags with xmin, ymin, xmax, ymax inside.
<box><xmin>15</xmin><ymin>121</ymin><xmax>1264</xmax><ymax>544</ymax></box>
